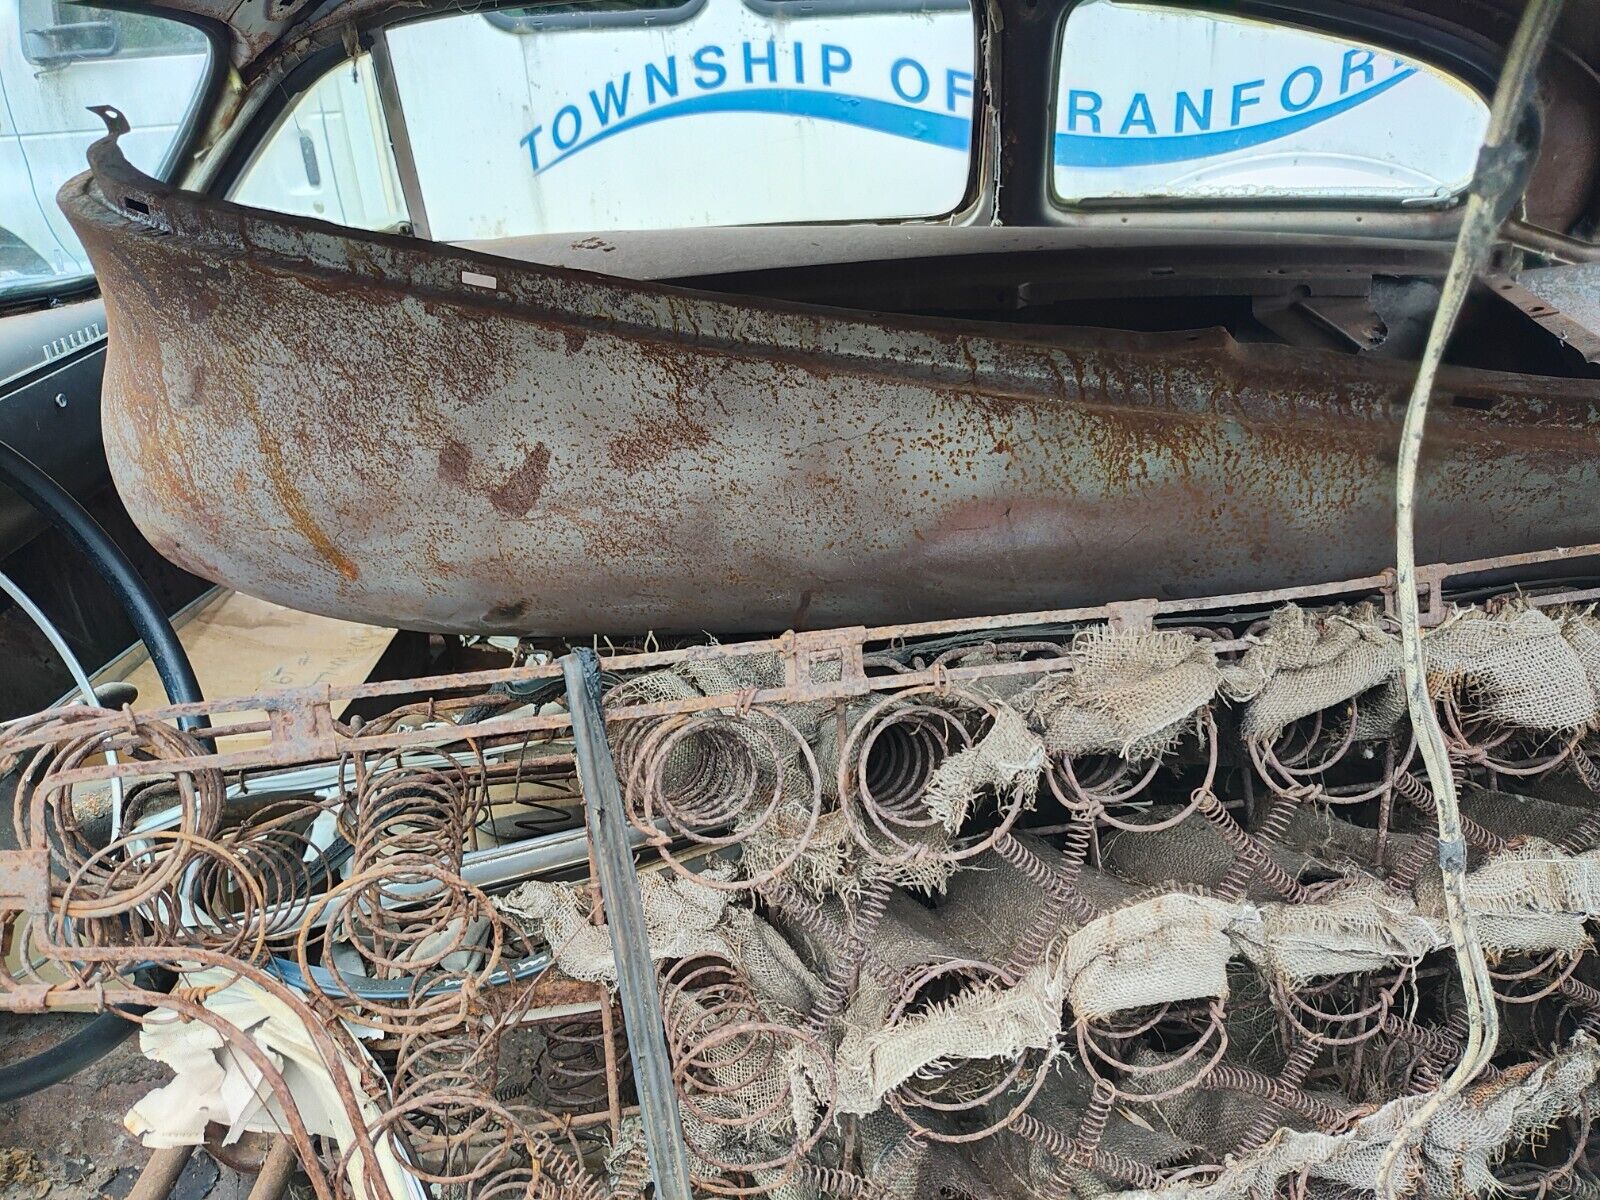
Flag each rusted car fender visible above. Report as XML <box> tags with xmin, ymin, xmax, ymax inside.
<box><xmin>60</xmin><ymin>114</ymin><xmax>1600</xmax><ymax>635</ymax></box>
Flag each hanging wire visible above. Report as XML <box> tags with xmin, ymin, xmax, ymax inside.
<box><xmin>1379</xmin><ymin>4</ymin><xmax>1565</xmax><ymax>1194</ymax></box>
<box><xmin>0</xmin><ymin>567</ymin><xmax>123</xmax><ymax>832</ymax></box>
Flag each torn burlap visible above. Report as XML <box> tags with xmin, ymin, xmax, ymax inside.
<box><xmin>1424</xmin><ymin>603</ymin><xmax>1599</xmax><ymax>731</ymax></box>
<box><xmin>1027</xmin><ymin>627</ymin><xmax>1221</xmax><ymax>761</ymax></box>
<box><xmin>923</xmin><ymin>705</ymin><xmax>1044</xmax><ymax>832</ymax></box>
<box><xmin>1104</xmin><ymin>1035</ymin><xmax>1600</xmax><ymax>1200</ymax></box>
<box><xmin>1223</xmin><ymin>604</ymin><xmax>1404</xmax><ymax>742</ymax></box>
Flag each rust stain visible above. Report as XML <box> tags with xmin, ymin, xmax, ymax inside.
<box><xmin>224</xmin><ymin>357</ymin><xmax>361</xmax><ymax>583</ymax></box>
<box><xmin>791</xmin><ymin>589</ymin><xmax>815</xmax><ymax>629</ymax></box>
<box><xmin>438</xmin><ymin>438</ymin><xmax>472</xmax><ymax>484</ymax></box>
<box><xmin>259</xmin><ymin>425</ymin><xmax>362</xmax><ymax>581</ymax></box>
<box><xmin>608</xmin><ymin>411</ymin><xmax>712</xmax><ymax>471</ymax></box>
<box><xmin>61</xmin><ymin>132</ymin><xmax>1600</xmax><ymax>635</ymax></box>
<box><xmin>488</xmin><ymin>443</ymin><xmax>552</xmax><ymax>517</ymax></box>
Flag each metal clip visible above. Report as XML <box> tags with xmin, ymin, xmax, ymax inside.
<box><xmin>1382</xmin><ymin>567</ymin><xmax>1448</xmax><ymax>628</ymax></box>
<box><xmin>784</xmin><ymin>627</ymin><xmax>869</xmax><ymax>699</ymax></box>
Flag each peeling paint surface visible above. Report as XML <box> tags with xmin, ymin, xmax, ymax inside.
<box><xmin>59</xmin><ymin>135</ymin><xmax>1600</xmax><ymax>635</ymax></box>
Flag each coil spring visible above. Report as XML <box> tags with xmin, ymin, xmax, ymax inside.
<box><xmin>1391</xmin><ymin>771</ymin><xmax>1508</xmax><ymax>853</ymax></box>
<box><xmin>1010</xmin><ymin>1111</ymin><xmax>1160</xmax><ymax>1190</ymax></box>
<box><xmin>359</xmin><ymin>1086</ymin><xmax>513</xmax><ymax>1191</ymax></box>
<box><xmin>20</xmin><ymin>712</ymin><xmax>224</xmax><ymax>920</ymax></box>
<box><xmin>995</xmin><ymin>827</ymin><xmax>1096</xmax><ymax>983</ymax></box>
<box><xmin>394</xmin><ymin>1029</ymin><xmax>501</xmax><ymax>1122</ymax></box>
<box><xmin>1074</xmin><ymin>1079</ymin><xmax>1115</xmax><ymax>1158</ymax></box>
<box><xmin>199</xmin><ymin>818</ymin><xmax>329</xmax><ymax>955</ymax></box>
<box><xmin>883</xmin><ymin>958</ymin><xmax>1052</xmax><ymax>1142</ymax></box>
<box><xmin>1213</xmin><ymin>792</ymin><xmax>1298</xmax><ymax>902</ymax></box>
<box><xmin>510</xmin><ymin>1118</ymin><xmax>609</xmax><ymax>1200</ymax></box>
<box><xmin>1077</xmin><ymin>998</ymin><xmax>1229</xmax><ymax>1103</ymax></box>
<box><xmin>1197</xmin><ymin>791</ymin><xmax>1313</xmax><ymax>904</ymax></box>
<box><xmin>607</xmin><ymin>1140</ymin><xmax>650</xmax><ymax>1200</ymax></box>
<box><xmin>1204</xmin><ymin>1061</ymin><xmax>1350</xmax><ymax>1131</ymax></box>
<box><xmin>533</xmin><ymin>1017</ymin><xmax>628</xmax><ymax>1115</ymax></box>
<box><xmin>618</xmin><ymin>707</ymin><xmax>821</xmax><ymax>892</ymax></box>
<box><xmin>658</xmin><ymin>954</ymin><xmax>837</xmax><ymax>1182</ymax></box>
<box><xmin>802</xmin><ymin>877</ymin><xmax>893</xmax><ymax>1038</ymax></box>
<box><xmin>856</xmin><ymin>706</ymin><xmax>969</xmax><ymax>821</ymax></box>
<box><xmin>1381</xmin><ymin>1011</ymin><xmax>1463</xmax><ymax>1072</ymax></box>
<box><xmin>352</xmin><ymin>763</ymin><xmax>472</xmax><ymax>877</ymax></box>
<box><xmin>763</xmin><ymin>880</ymin><xmax>899</xmax><ymax>989</ymax></box>
<box><xmin>794</xmin><ymin>1164</ymin><xmax>890</xmax><ymax>1200</ymax></box>
<box><xmin>1559</xmin><ymin>975</ymin><xmax>1600</xmax><ymax>1012</ymax></box>
<box><xmin>1233</xmin><ymin>1039</ymin><xmax>1324</xmax><ymax>1153</ymax></box>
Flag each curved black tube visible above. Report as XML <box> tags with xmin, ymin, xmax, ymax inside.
<box><xmin>0</xmin><ymin>440</ymin><xmax>206</xmax><ymax>1100</ymax></box>
<box><xmin>0</xmin><ymin>440</ymin><xmax>206</xmax><ymax>730</ymax></box>
<box><xmin>0</xmin><ymin>966</ymin><xmax>177</xmax><ymax>1103</ymax></box>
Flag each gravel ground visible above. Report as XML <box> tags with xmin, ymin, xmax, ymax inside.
<box><xmin>0</xmin><ymin>1012</ymin><xmax>252</xmax><ymax>1200</ymax></box>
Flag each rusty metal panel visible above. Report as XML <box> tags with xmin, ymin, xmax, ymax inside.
<box><xmin>59</xmin><ymin>124</ymin><xmax>1600</xmax><ymax>635</ymax></box>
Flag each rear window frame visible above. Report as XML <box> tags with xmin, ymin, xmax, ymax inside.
<box><xmin>1042</xmin><ymin>0</ymin><xmax>1498</xmax><ymax>216</ymax></box>
<box><xmin>249</xmin><ymin>0</ymin><xmax>989</xmax><ymax>236</ymax></box>
<box><xmin>481</xmin><ymin>0</ymin><xmax>707</xmax><ymax>35</ymax></box>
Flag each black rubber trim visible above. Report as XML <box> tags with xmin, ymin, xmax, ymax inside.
<box><xmin>0</xmin><ymin>440</ymin><xmax>208</xmax><ymax>1102</ymax></box>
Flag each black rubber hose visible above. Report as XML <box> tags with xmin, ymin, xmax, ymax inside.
<box><xmin>0</xmin><ymin>440</ymin><xmax>207</xmax><ymax>1100</ymax></box>
<box><xmin>0</xmin><ymin>966</ymin><xmax>177</xmax><ymax>1103</ymax></box>
<box><xmin>0</xmin><ymin>440</ymin><xmax>206</xmax><ymax>731</ymax></box>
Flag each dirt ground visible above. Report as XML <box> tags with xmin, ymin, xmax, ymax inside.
<box><xmin>0</xmin><ymin>1013</ymin><xmax>252</xmax><ymax>1200</ymax></box>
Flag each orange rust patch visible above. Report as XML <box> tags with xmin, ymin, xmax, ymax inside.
<box><xmin>489</xmin><ymin>443</ymin><xmax>552</xmax><ymax>517</ymax></box>
<box><xmin>235</xmin><ymin>376</ymin><xmax>360</xmax><ymax>583</ymax></box>
<box><xmin>607</xmin><ymin>412</ymin><xmax>712</xmax><ymax>471</ymax></box>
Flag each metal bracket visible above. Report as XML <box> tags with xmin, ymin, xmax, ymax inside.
<box><xmin>1488</xmin><ymin>271</ymin><xmax>1600</xmax><ymax>363</ymax></box>
<box><xmin>784</xmin><ymin>626</ymin><xmax>869</xmax><ymax>699</ymax></box>
<box><xmin>561</xmin><ymin>648</ymin><xmax>693</xmax><ymax>1200</ymax></box>
<box><xmin>1106</xmin><ymin>598</ymin><xmax>1159</xmax><ymax>632</ymax></box>
<box><xmin>265</xmin><ymin>686</ymin><xmax>340</xmax><ymax>761</ymax></box>
<box><xmin>1382</xmin><ymin>567</ymin><xmax>1448</xmax><ymax>628</ymax></box>
<box><xmin>0</xmin><ymin>849</ymin><xmax>50</xmax><ymax>915</ymax></box>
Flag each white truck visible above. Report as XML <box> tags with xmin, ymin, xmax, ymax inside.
<box><xmin>4</xmin><ymin>0</ymin><xmax>1485</xmax><ymax>295</ymax></box>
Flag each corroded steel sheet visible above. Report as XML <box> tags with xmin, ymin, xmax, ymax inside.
<box><xmin>60</xmin><ymin>123</ymin><xmax>1600</xmax><ymax>635</ymax></box>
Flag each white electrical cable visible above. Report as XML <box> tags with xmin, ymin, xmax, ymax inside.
<box><xmin>0</xmin><ymin>567</ymin><xmax>124</xmax><ymax>833</ymax></box>
<box><xmin>1377</xmin><ymin>4</ymin><xmax>1563</xmax><ymax>1196</ymax></box>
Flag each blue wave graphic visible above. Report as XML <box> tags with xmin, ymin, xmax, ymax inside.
<box><xmin>533</xmin><ymin>88</ymin><xmax>970</xmax><ymax>174</ymax></box>
<box><xmin>529</xmin><ymin>67</ymin><xmax>1414</xmax><ymax>174</ymax></box>
<box><xmin>1053</xmin><ymin>69</ymin><xmax>1415</xmax><ymax>168</ymax></box>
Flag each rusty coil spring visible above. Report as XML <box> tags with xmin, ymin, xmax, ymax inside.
<box><xmin>618</xmin><ymin>706</ymin><xmax>822</xmax><ymax>891</ymax></box>
<box><xmin>1076</xmin><ymin>998</ymin><xmax>1230</xmax><ymax>1103</ymax></box>
<box><xmin>529</xmin><ymin>1014</ymin><xmax>631</xmax><ymax>1115</ymax></box>
<box><xmin>1009</xmin><ymin>1110</ymin><xmax>1162</xmax><ymax>1190</ymax></box>
<box><xmin>657</xmin><ymin>953</ymin><xmax>837</xmax><ymax>1189</ymax></box>
<box><xmin>880</xmin><ymin>956</ymin><xmax>1052</xmax><ymax>1143</ymax></box>
<box><xmin>995</xmin><ymin>821</ymin><xmax>1098</xmax><ymax>983</ymax></box>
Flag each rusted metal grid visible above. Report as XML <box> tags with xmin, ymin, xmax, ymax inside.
<box><xmin>6</xmin><ymin>541</ymin><xmax>1600</xmax><ymax>1199</ymax></box>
